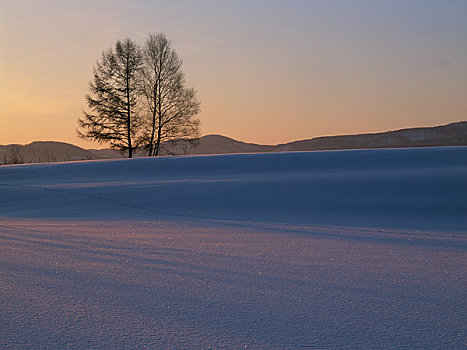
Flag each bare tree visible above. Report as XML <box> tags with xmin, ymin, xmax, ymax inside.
<box><xmin>78</xmin><ymin>39</ymin><xmax>143</xmax><ymax>158</ymax></box>
<box><xmin>0</xmin><ymin>146</ymin><xmax>24</xmax><ymax>165</ymax></box>
<box><xmin>140</xmin><ymin>33</ymin><xmax>200</xmax><ymax>156</ymax></box>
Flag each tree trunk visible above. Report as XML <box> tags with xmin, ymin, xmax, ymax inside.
<box><xmin>126</xmin><ymin>60</ymin><xmax>133</xmax><ymax>158</ymax></box>
<box><xmin>155</xmin><ymin>113</ymin><xmax>162</xmax><ymax>156</ymax></box>
<box><xmin>155</xmin><ymin>82</ymin><xmax>162</xmax><ymax>156</ymax></box>
<box><xmin>148</xmin><ymin>91</ymin><xmax>158</xmax><ymax>157</ymax></box>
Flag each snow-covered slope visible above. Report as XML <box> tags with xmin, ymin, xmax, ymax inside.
<box><xmin>1</xmin><ymin>147</ymin><xmax>466</xmax><ymax>348</ymax></box>
<box><xmin>1</xmin><ymin>147</ymin><xmax>466</xmax><ymax>231</ymax></box>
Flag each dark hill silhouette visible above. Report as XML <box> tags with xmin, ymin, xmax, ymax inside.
<box><xmin>164</xmin><ymin>134</ymin><xmax>276</xmax><ymax>155</ymax></box>
<box><xmin>0</xmin><ymin>141</ymin><xmax>97</xmax><ymax>163</ymax></box>
<box><xmin>275</xmin><ymin>121</ymin><xmax>467</xmax><ymax>152</ymax></box>
<box><xmin>168</xmin><ymin>121</ymin><xmax>467</xmax><ymax>155</ymax></box>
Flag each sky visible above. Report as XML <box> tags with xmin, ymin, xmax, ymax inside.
<box><xmin>1</xmin><ymin>0</ymin><xmax>466</xmax><ymax>147</ymax></box>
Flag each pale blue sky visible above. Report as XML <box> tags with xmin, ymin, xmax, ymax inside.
<box><xmin>1</xmin><ymin>0</ymin><xmax>466</xmax><ymax>146</ymax></box>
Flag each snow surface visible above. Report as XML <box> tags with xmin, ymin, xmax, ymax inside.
<box><xmin>1</xmin><ymin>147</ymin><xmax>466</xmax><ymax>348</ymax></box>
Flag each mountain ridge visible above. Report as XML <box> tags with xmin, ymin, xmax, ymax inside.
<box><xmin>275</xmin><ymin>121</ymin><xmax>467</xmax><ymax>152</ymax></box>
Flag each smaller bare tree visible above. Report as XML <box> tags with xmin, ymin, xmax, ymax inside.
<box><xmin>140</xmin><ymin>33</ymin><xmax>200</xmax><ymax>156</ymax></box>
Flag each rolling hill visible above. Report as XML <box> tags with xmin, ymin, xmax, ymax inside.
<box><xmin>0</xmin><ymin>141</ymin><xmax>97</xmax><ymax>163</ymax></box>
<box><xmin>275</xmin><ymin>121</ymin><xmax>467</xmax><ymax>152</ymax></box>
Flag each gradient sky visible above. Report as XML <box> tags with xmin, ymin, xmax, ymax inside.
<box><xmin>1</xmin><ymin>0</ymin><xmax>466</xmax><ymax>147</ymax></box>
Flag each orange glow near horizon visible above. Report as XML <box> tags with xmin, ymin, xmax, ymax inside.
<box><xmin>1</xmin><ymin>1</ymin><xmax>466</xmax><ymax>148</ymax></box>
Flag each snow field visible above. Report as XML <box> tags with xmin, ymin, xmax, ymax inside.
<box><xmin>0</xmin><ymin>147</ymin><xmax>466</xmax><ymax>348</ymax></box>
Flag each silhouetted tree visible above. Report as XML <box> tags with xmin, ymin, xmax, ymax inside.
<box><xmin>140</xmin><ymin>33</ymin><xmax>200</xmax><ymax>156</ymax></box>
<box><xmin>78</xmin><ymin>39</ymin><xmax>143</xmax><ymax>158</ymax></box>
<box><xmin>0</xmin><ymin>146</ymin><xmax>24</xmax><ymax>165</ymax></box>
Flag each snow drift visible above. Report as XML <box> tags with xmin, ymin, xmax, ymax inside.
<box><xmin>1</xmin><ymin>146</ymin><xmax>466</xmax><ymax>231</ymax></box>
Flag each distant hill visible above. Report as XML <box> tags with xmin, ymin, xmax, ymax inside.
<box><xmin>162</xmin><ymin>135</ymin><xmax>276</xmax><ymax>155</ymax></box>
<box><xmin>1</xmin><ymin>121</ymin><xmax>466</xmax><ymax>164</ymax></box>
<box><xmin>168</xmin><ymin>121</ymin><xmax>467</xmax><ymax>155</ymax></box>
<box><xmin>88</xmin><ymin>148</ymin><xmax>123</xmax><ymax>159</ymax></box>
<box><xmin>0</xmin><ymin>141</ymin><xmax>97</xmax><ymax>164</ymax></box>
<box><xmin>275</xmin><ymin>121</ymin><xmax>467</xmax><ymax>152</ymax></box>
